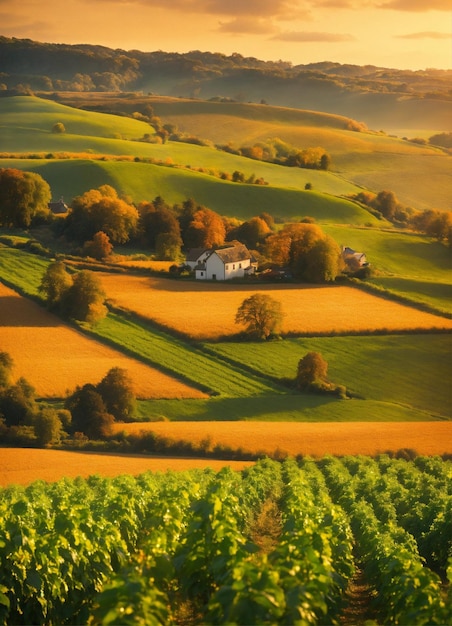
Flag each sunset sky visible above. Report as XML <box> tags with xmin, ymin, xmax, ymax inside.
<box><xmin>2</xmin><ymin>0</ymin><xmax>451</xmax><ymax>70</ymax></box>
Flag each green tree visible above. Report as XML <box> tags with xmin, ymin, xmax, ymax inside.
<box><xmin>64</xmin><ymin>270</ymin><xmax>107</xmax><ymax>324</ymax></box>
<box><xmin>372</xmin><ymin>190</ymin><xmax>398</xmax><ymax>220</ymax></box>
<box><xmin>304</xmin><ymin>236</ymin><xmax>344</xmax><ymax>283</ymax></box>
<box><xmin>0</xmin><ymin>377</ymin><xmax>36</xmax><ymax>427</ymax></box>
<box><xmin>97</xmin><ymin>367</ymin><xmax>136</xmax><ymax>421</ymax></box>
<box><xmin>66</xmin><ymin>384</ymin><xmax>114</xmax><ymax>439</ymax></box>
<box><xmin>235</xmin><ymin>293</ymin><xmax>284</xmax><ymax>339</ymax></box>
<box><xmin>39</xmin><ymin>260</ymin><xmax>73</xmax><ymax>310</ymax></box>
<box><xmin>34</xmin><ymin>408</ymin><xmax>64</xmax><ymax>446</ymax></box>
<box><xmin>296</xmin><ymin>352</ymin><xmax>328</xmax><ymax>390</ymax></box>
<box><xmin>0</xmin><ymin>168</ymin><xmax>51</xmax><ymax>228</ymax></box>
<box><xmin>0</xmin><ymin>351</ymin><xmax>14</xmax><ymax>390</ymax></box>
<box><xmin>52</xmin><ymin>122</ymin><xmax>66</xmax><ymax>133</ymax></box>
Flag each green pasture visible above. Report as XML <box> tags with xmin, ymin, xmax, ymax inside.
<box><xmin>88</xmin><ymin>312</ymin><xmax>282</xmax><ymax>398</ymax></box>
<box><xmin>0</xmin><ymin>244</ymin><xmax>49</xmax><ymax>297</ymax></box>
<box><xmin>0</xmin><ymin>158</ymin><xmax>376</xmax><ymax>224</ymax></box>
<box><xmin>0</xmin><ymin>96</ymin><xmax>152</xmax><ymax>143</ymax></box>
<box><xmin>324</xmin><ymin>225</ymin><xmax>452</xmax><ymax>314</ymax></box>
<box><xmin>205</xmin><ymin>334</ymin><xmax>452</xmax><ymax>420</ymax></box>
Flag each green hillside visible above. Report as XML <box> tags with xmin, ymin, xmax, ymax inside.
<box><xmin>0</xmin><ymin>158</ymin><xmax>375</xmax><ymax>225</ymax></box>
<box><xmin>205</xmin><ymin>334</ymin><xmax>452</xmax><ymax>420</ymax></box>
<box><xmin>324</xmin><ymin>225</ymin><xmax>452</xmax><ymax>315</ymax></box>
<box><xmin>2</xmin><ymin>96</ymin><xmax>451</xmax><ymax>212</ymax></box>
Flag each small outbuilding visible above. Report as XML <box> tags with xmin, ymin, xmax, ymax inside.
<box><xmin>48</xmin><ymin>197</ymin><xmax>68</xmax><ymax>214</ymax></box>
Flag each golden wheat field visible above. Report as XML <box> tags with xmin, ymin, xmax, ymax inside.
<box><xmin>0</xmin><ymin>448</ymin><xmax>252</xmax><ymax>487</ymax></box>
<box><xmin>113</xmin><ymin>421</ymin><xmax>452</xmax><ymax>457</ymax></box>
<box><xmin>2</xmin><ymin>420</ymin><xmax>450</xmax><ymax>487</ymax></box>
<box><xmin>99</xmin><ymin>274</ymin><xmax>452</xmax><ymax>339</ymax></box>
<box><xmin>0</xmin><ymin>282</ymin><xmax>207</xmax><ymax>399</ymax></box>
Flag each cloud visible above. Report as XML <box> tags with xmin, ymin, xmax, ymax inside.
<box><xmin>273</xmin><ymin>30</ymin><xmax>355</xmax><ymax>42</ymax></box>
<box><xmin>93</xmin><ymin>0</ymin><xmax>307</xmax><ymax>19</ymax></box>
<box><xmin>396</xmin><ymin>31</ymin><xmax>452</xmax><ymax>39</ymax></box>
<box><xmin>218</xmin><ymin>18</ymin><xmax>278</xmax><ymax>35</ymax></box>
<box><xmin>379</xmin><ymin>0</ymin><xmax>451</xmax><ymax>10</ymax></box>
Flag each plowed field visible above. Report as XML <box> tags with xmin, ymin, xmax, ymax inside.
<box><xmin>99</xmin><ymin>274</ymin><xmax>452</xmax><ymax>339</ymax></box>
<box><xmin>0</xmin><ymin>282</ymin><xmax>207</xmax><ymax>399</ymax></box>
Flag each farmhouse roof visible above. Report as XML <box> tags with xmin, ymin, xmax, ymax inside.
<box><xmin>212</xmin><ymin>242</ymin><xmax>251</xmax><ymax>264</ymax></box>
<box><xmin>48</xmin><ymin>198</ymin><xmax>68</xmax><ymax>214</ymax></box>
<box><xmin>186</xmin><ymin>248</ymin><xmax>210</xmax><ymax>262</ymax></box>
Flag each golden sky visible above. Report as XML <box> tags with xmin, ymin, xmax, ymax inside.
<box><xmin>2</xmin><ymin>0</ymin><xmax>451</xmax><ymax>70</ymax></box>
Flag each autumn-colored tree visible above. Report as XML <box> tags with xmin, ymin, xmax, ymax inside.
<box><xmin>228</xmin><ymin>216</ymin><xmax>271</xmax><ymax>249</ymax></box>
<box><xmin>296</xmin><ymin>352</ymin><xmax>328</xmax><ymax>390</ymax></box>
<box><xmin>185</xmin><ymin>207</ymin><xmax>226</xmax><ymax>249</ymax></box>
<box><xmin>0</xmin><ymin>377</ymin><xmax>36</xmax><ymax>427</ymax></box>
<box><xmin>235</xmin><ymin>293</ymin><xmax>284</xmax><ymax>339</ymax></box>
<box><xmin>39</xmin><ymin>260</ymin><xmax>73</xmax><ymax>310</ymax></box>
<box><xmin>83</xmin><ymin>231</ymin><xmax>113</xmax><ymax>261</ymax></box>
<box><xmin>264</xmin><ymin>222</ymin><xmax>342</xmax><ymax>282</ymax></box>
<box><xmin>65</xmin><ymin>185</ymin><xmax>138</xmax><ymax>244</ymax></box>
<box><xmin>0</xmin><ymin>168</ymin><xmax>51</xmax><ymax>228</ymax></box>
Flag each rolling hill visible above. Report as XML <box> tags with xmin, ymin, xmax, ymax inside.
<box><xmin>1</xmin><ymin>95</ymin><xmax>451</xmax><ymax>212</ymax></box>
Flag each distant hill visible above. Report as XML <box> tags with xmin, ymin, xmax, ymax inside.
<box><xmin>1</xmin><ymin>36</ymin><xmax>451</xmax><ymax>131</ymax></box>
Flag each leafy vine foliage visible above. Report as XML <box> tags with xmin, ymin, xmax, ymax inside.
<box><xmin>0</xmin><ymin>456</ymin><xmax>450</xmax><ymax>625</ymax></box>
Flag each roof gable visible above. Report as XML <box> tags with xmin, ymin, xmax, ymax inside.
<box><xmin>212</xmin><ymin>243</ymin><xmax>251</xmax><ymax>264</ymax></box>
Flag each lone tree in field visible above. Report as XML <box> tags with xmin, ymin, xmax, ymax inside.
<box><xmin>235</xmin><ymin>293</ymin><xmax>284</xmax><ymax>340</ymax></box>
<box><xmin>296</xmin><ymin>352</ymin><xmax>328</xmax><ymax>390</ymax></box>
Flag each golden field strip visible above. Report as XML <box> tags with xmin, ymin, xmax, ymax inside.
<box><xmin>0</xmin><ymin>282</ymin><xmax>207</xmax><ymax>399</ymax></box>
<box><xmin>99</xmin><ymin>274</ymin><xmax>452</xmax><ymax>339</ymax></box>
<box><xmin>0</xmin><ymin>448</ymin><xmax>252</xmax><ymax>487</ymax></box>
<box><xmin>2</xmin><ymin>421</ymin><xmax>450</xmax><ymax>487</ymax></box>
<box><xmin>114</xmin><ymin>421</ymin><xmax>452</xmax><ymax>457</ymax></box>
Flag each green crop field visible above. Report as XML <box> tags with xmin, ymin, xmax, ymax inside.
<box><xmin>204</xmin><ymin>334</ymin><xmax>452</xmax><ymax>420</ymax></box>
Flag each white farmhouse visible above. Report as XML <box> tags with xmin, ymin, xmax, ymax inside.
<box><xmin>188</xmin><ymin>242</ymin><xmax>256</xmax><ymax>280</ymax></box>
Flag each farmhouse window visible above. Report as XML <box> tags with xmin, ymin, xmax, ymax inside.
<box><xmin>212</xmin><ymin>274</ymin><xmax>217</xmax><ymax>280</ymax></box>
<box><xmin>233</xmin><ymin>264</ymin><xmax>236</xmax><ymax>270</ymax></box>
<box><xmin>239</xmin><ymin>263</ymin><xmax>242</xmax><ymax>269</ymax></box>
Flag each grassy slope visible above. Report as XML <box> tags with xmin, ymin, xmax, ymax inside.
<box><xmin>0</xmin><ymin>159</ymin><xmax>377</xmax><ymax>225</ymax></box>
<box><xmin>150</xmin><ymin>98</ymin><xmax>452</xmax><ymax>211</ymax></box>
<box><xmin>324</xmin><ymin>225</ymin><xmax>452</xmax><ymax>315</ymax></box>
<box><xmin>205</xmin><ymin>335</ymin><xmax>452</xmax><ymax>420</ymax></box>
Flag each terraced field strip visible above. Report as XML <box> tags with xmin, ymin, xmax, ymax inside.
<box><xmin>90</xmin><ymin>311</ymin><xmax>283</xmax><ymax>397</ymax></box>
<box><xmin>113</xmin><ymin>421</ymin><xmax>452</xmax><ymax>457</ymax></box>
<box><xmin>0</xmin><ymin>448</ymin><xmax>252</xmax><ymax>487</ymax></box>
<box><xmin>0</xmin><ymin>282</ymin><xmax>205</xmax><ymax>399</ymax></box>
<box><xmin>99</xmin><ymin>273</ymin><xmax>452</xmax><ymax>340</ymax></box>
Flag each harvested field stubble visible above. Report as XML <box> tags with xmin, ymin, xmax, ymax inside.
<box><xmin>113</xmin><ymin>421</ymin><xmax>452</xmax><ymax>457</ymax></box>
<box><xmin>0</xmin><ymin>282</ymin><xmax>207</xmax><ymax>399</ymax></box>
<box><xmin>99</xmin><ymin>274</ymin><xmax>452</xmax><ymax>339</ymax></box>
